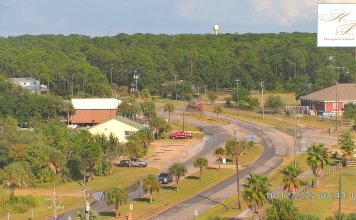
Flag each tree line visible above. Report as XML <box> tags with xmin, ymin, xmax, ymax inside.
<box><xmin>1</xmin><ymin>33</ymin><xmax>356</xmax><ymax>99</ymax></box>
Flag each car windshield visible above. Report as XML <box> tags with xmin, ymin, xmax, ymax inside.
<box><xmin>159</xmin><ymin>173</ymin><xmax>168</xmax><ymax>177</ymax></box>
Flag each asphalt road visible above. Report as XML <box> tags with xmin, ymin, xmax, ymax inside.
<box><xmin>148</xmin><ymin>111</ymin><xmax>290</xmax><ymax>220</ymax></box>
<box><xmin>50</xmin><ymin>110</ymin><xmax>231</xmax><ymax>220</ymax></box>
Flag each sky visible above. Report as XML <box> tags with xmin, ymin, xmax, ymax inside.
<box><xmin>0</xmin><ymin>0</ymin><xmax>355</xmax><ymax>37</ymax></box>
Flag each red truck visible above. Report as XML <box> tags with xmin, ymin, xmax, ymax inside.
<box><xmin>170</xmin><ymin>131</ymin><xmax>193</xmax><ymax>139</ymax></box>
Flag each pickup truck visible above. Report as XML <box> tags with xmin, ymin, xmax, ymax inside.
<box><xmin>170</xmin><ymin>131</ymin><xmax>193</xmax><ymax>139</ymax></box>
<box><xmin>119</xmin><ymin>158</ymin><xmax>148</xmax><ymax>167</ymax></box>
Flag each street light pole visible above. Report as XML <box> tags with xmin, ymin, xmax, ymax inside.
<box><xmin>234</xmin><ymin>130</ymin><xmax>241</xmax><ymax>209</ymax></box>
<box><xmin>339</xmin><ymin>173</ymin><xmax>354</xmax><ymax>220</ymax></box>
<box><xmin>235</xmin><ymin>79</ymin><xmax>240</xmax><ymax>113</ymax></box>
<box><xmin>85</xmin><ymin>201</ymin><xmax>90</xmax><ymax>220</ymax></box>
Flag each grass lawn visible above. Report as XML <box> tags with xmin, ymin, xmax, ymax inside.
<box><xmin>204</xmin><ymin>106</ymin><xmax>292</xmax><ymax>127</ymax></box>
<box><xmin>295</xmin><ymin>167</ymin><xmax>356</xmax><ymax>219</ymax></box>
<box><xmin>19</xmin><ymin>167</ymin><xmax>160</xmax><ymax>196</ymax></box>
<box><xmin>250</xmin><ymin>93</ymin><xmax>297</xmax><ymax>106</ymax></box>
<box><xmin>213</xmin><ymin>144</ymin><xmax>264</xmax><ymax>166</ymax></box>
<box><xmin>99</xmin><ymin>168</ymin><xmax>236</xmax><ymax>220</ymax></box>
<box><xmin>0</xmin><ymin>196</ymin><xmax>91</xmax><ymax>220</ymax></box>
<box><xmin>186</xmin><ymin>113</ymin><xmax>227</xmax><ymax>125</ymax></box>
<box><xmin>170</xmin><ymin>119</ymin><xmax>202</xmax><ymax>132</ymax></box>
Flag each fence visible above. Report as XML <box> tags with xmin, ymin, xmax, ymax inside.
<box><xmin>259</xmin><ymin>162</ymin><xmax>343</xmax><ymax>220</ymax></box>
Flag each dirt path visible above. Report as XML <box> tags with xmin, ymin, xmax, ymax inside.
<box><xmin>137</xmin><ymin>133</ymin><xmax>205</xmax><ymax>171</ymax></box>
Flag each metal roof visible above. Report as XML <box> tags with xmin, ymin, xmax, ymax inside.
<box><xmin>11</xmin><ymin>78</ymin><xmax>39</xmax><ymax>82</ymax></box>
<box><xmin>71</xmin><ymin>98</ymin><xmax>122</xmax><ymax>110</ymax></box>
<box><xmin>113</xmin><ymin>115</ymin><xmax>145</xmax><ymax>129</ymax></box>
<box><xmin>300</xmin><ymin>83</ymin><xmax>356</xmax><ymax>102</ymax></box>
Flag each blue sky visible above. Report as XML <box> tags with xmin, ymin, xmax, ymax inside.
<box><xmin>0</xmin><ymin>0</ymin><xmax>351</xmax><ymax>37</ymax></box>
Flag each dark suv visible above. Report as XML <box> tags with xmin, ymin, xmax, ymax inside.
<box><xmin>158</xmin><ymin>172</ymin><xmax>173</xmax><ymax>184</ymax></box>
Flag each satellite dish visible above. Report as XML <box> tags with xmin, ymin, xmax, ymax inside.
<box><xmin>213</xmin><ymin>24</ymin><xmax>220</xmax><ymax>35</ymax></box>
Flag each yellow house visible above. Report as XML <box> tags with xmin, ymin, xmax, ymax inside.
<box><xmin>88</xmin><ymin>115</ymin><xmax>145</xmax><ymax>143</ymax></box>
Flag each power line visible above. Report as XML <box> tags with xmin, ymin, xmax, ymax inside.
<box><xmin>45</xmin><ymin>187</ymin><xmax>64</xmax><ymax>220</ymax></box>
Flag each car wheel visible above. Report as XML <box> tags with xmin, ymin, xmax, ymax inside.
<box><xmin>139</xmin><ymin>164</ymin><xmax>143</xmax><ymax>168</ymax></box>
<box><xmin>172</xmin><ymin>136</ymin><xmax>175</xmax><ymax>139</ymax></box>
<box><xmin>186</xmin><ymin>136</ymin><xmax>190</xmax><ymax>139</ymax></box>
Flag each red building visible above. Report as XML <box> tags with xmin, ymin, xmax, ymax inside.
<box><xmin>71</xmin><ymin>98</ymin><xmax>122</xmax><ymax>125</ymax></box>
<box><xmin>300</xmin><ymin>83</ymin><xmax>356</xmax><ymax>115</ymax></box>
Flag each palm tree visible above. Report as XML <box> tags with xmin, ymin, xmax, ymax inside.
<box><xmin>74</xmin><ymin>209</ymin><xmax>99</xmax><ymax>220</ymax></box>
<box><xmin>266</xmin><ymin>198</ymin><xmax>299</xmax><ymax>220</ymax></box>
<box><xmin>142</xmin><ymin>174</ymin><xmax>161</xmax><ymax>204</ymax></box>
<box><xmin>339</xmin><ymin>131</ymin><xmax>355</xmax><ymax>161</ymax></box>
<box><xmin>225</xmin><ymin>140</ymin><xmax>236</xmax><ymax>163</ymax></box>
<box><xmin>193</xmin><ymin>157</ymin><xmax>209</xmax><ymax>181</ymax></box>
<box><xmin>164</xmin><ymin>102</ymin><xmax>175</xmax><ymax>122</ymax></box>
<box><xmin>242</xmin><ymin>172</ymin><xmax>271</xmax><ymax>220</ymax></box>
<box><xmin>63</xmin><ymin>101</ymin><xmax>75</xmax><ymax>126</ymax></box>
<box><xmin>306</xmin><ymin>143</ymin><xmax>330</xmax><ymax>188</ymax></box>
<box><xmin>280</xmin><ymin>163</ymin><xmax>304</xmax><ymax>199</ymax></box>
<box><xmin>214</xmin><ymin>147</ymin><xmax>225</xmax><ymax>172</ymax></box>
<box><xmin>169</xmin><ymin>163</ymin><xmax>187</xmax><ymax>192</ymax></box>
<box><xmin>326</xmin><ymin>211</ymin><xmax>356</xmax><ymax>220</ymax></box>
<box><xmin>213</xmin><ymin>105</ymin><xmax>222</xmax><ymax>119</ymax></box>
<box><xmin>106</xmin><ymin>187</ymin><xmax>129</xmax><ymax>218</ymax></box>
<box><xmin>141</xmin><ymin>88</ymin><xmax>151</xmax><ymax>101</ymax></box>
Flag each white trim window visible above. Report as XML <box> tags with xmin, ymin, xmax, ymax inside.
<box><xmin>333</xmin><ymin>103</ymin><xmax>336</xmax><ymax>109</ymax></box>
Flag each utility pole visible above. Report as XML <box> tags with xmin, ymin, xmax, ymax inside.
<box><xmin>294</xmin><ymin>111</ymin><xmax>297</xmax><ymax>168</ymax></box>
<box><xmin>174</xmin><ymin>74</ymin><xmax>177</xmax><ymax>102</ymax></box>
<box><xmin>336</xmin><ymin>82</ymin><xmax>339</xmax><ymax>132</ymax></box>
<box><xmin>259</xmin><ymin>81</ymin><xmax>264</xmax><ymax>119</ymax></box>
<box><xmin>110</xmin><ymin>67</ymin><xmax>113</xmax><ymax>85</ymax></box>
<box><xmin>235</xmin><ymin>79</ymin><xmax>240</xmax><ymax>113</ymax></box>
<box><xmin>45</xmin><ymin>187</ymin><xmax>63</xmax><ymax>220</ymax></box>
<box><xmin>77</xmin><ymin>174</ymin><xmax>91</xmax><ymax>220</ymax></box>
<box><xmin>234</xmin><ymin>130</ymin><xmax>241</xmax><ymax>209</ymax></box>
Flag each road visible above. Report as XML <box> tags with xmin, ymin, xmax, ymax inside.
<box><xmin>51</xmin><ymin>110</ymin><xmax>232</xmax><ymax>220</ymax></box>
<box><xmin>148</xmin><ymin>110</ymin><xmax>290</xmax><ymax>220</ymax></box>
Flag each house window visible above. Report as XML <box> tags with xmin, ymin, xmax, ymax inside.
<box><xmin>333</xmin><ymin>103</ymin><xmax>337</xmax><ymax>109</ymax></box>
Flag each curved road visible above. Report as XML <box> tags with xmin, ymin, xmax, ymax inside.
<box><xmin>148</xmin><ymin>110</ymin><xmax>290</xmax><ymax>220</ymax></box>
<box><xmin>53</xmin><ymin>109</ymin><xmax>289</xmax><ymax>220</ymax></box>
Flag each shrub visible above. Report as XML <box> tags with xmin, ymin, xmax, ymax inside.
<box><xmin>0</xmin><ymin>188</ymin><xmax>11</xmax><ymax>204</ymax></box>
<box><xmin>160</xmin><ymin>131</ymin><xmax>169</xmax><ymax>139</ymax></box>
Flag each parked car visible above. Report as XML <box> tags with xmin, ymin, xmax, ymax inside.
<box><xmin>158</xmin><ymin>172</ymin><xmax>173</xmax><ymax>184</ymax></box>
<box><xmin>119</xmin><ymin>158</ymin><xmax>148</xmax><ymax>167</ymax></box>
<box><xmin>169</xmin><ymin>131</ymin><xmax>193</xmax><ymax>139</ymax></box>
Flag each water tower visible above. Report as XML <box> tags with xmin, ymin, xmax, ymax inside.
<box><xmin>213</xmin><ymin>24</ymin><xmax>220</xmax><ymax>35</ymax></box>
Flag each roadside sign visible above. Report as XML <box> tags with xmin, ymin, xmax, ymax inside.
<box><xmin>194</xmin><ymin>209</ymin><xmax>198</xmax><ymax>216</ymax></box>
<box><xmin>130</xmin><ymin>204</ymin><xmax>133</xmax><ymax>210</ymax></box>
<box><xmin>251</xmin><ymin>135</ymin><xmax>254</xmax><ymax>142</ymax></box>
<box><xmin>178</xmin><ymin>116</ymin><xmax>181</xmax><ymax>119</ymax></box>
<box><xmin>328</xmin><ymin>153</ymin><xmax>331</xmax><ymax>158</ymax></box>
<box><xmin>282</xmin><ymin>156</ymin><xmax>286</xmax><ymax>161</ymax></box>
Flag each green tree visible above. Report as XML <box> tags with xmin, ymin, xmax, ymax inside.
<box><xmin>141</xmin><ymin>88</ymin><xmax>151</xmax><ymax>101</ymax></box>
<box><xmin>325</xmin><ymin>211</ymin><xmax>356</xmax><ymax>220</ymax></box>
<box><xmin>74</xmin><ymin>209</ymin><xmax>99</xmax><ymax>220</ymax></box>
<box><xmin>141</xmin><ymin>100</ymin><xmax>157</xmax><ymax>122</ymax></box>
<box><xmin>343</xmin><ymin>103</ymin><xmax>356</xmax><ymax>122</ymax></box>
<box><xmin>339</xmin><ymin>131</ymin><xmax>355</xmax><ymax>158</ymax></box>
<box><xmin>164</xmin><ymin>102</ymin><xmax>175</xmax><ymax>122</ymax></box>
<box><xmin>280</xmin><ymin>163</ymin><xmax>304</xmax><ymax>199</ymax></box>
<box><xmin>2</xmin><ymin>162</ymin><xmax>35</xmax><ymax>189</ymax></box>
<box><xmin>214</xmin><ymin>147</ymin><xmax>225</xmax><ymax>172</ymax></box>
<box><xmin>168</xmin><ymin>163</ymin><xmax>187</xmax><ymax>192</ymax></box>
<box><xmin>225</xmin><ymin>140</ymin><xmax>236</xmax><ymax>163</ymax></box>
<box><xmin>242</xmin><ymin>172</ymin><xmax>271</xmax><ymax>220</ymax></box>
<box><xmin>213</xmin><ymin>105</ymin><xmax>222</xmax><ymax>119</ymax></box>
<box><xmin>266</xmin><ymin>198</ymin><xmax>299</xmax><ymax>220</ymax></box>
<box><xmin>106</xmin><ymin>187</ymin><xmax>128</xmax><ymax>218</ymax></box>
<box><xmin>193</xmin><ymin>157</ymin><xmax>209</xmax><ymax>181</ymax></box>
<box><xmin>124</xmin><ymin>140</ymin><xmax>142</xmax><ymax>167</ymax></box>
<box><xmin>207</xmin><ymin>92</ymin><xmax>218</xmax><ymax>104</ymax></box>
<box><xmin>294</xmin><ymin>214</ymin><xmax>320</xmax><ymax>220</ymax></box>
<box><xmin>142</xmin><ymin>174</ymin><xmax>161</xmax><ymax>204</ymax></box>
<box><xmin>265</xmin><ymin>95</ymin><xmax>285</xmax><ymax>114</ymax></box>
<box><xmin>306</xmin><ymin>143</ymin><xmax>330</xmax><ymax>188</ymax></box>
